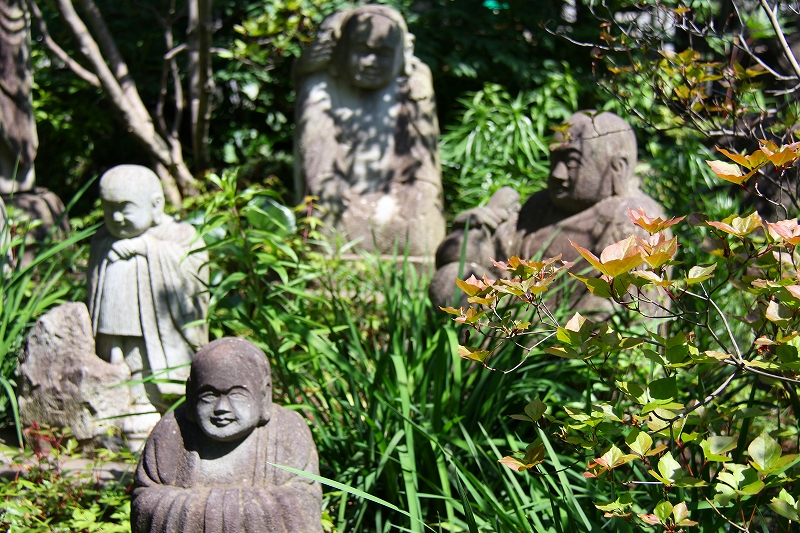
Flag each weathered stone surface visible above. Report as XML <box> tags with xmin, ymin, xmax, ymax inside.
<box><xmin>132</xmin><ymin>338</ymin><xmax>323</xmax><ymax>533</ymax></box>
<box><xmin>3</xmin><ymin>187</ymin><xmax>69</xmax><ymax>266</ymax></box>
<box><xmin>294</xmin><ymin>4</ymin><xmax>445</xmax><ymax>256</ymax></box>
<box><xmin>18</xmin><ymin>302</ymin><xmax>131</xmax><ymax>448</ymax></box>
<box><xmin>430</xmin><ymin>111</ymin><xmax>668</xmax><ymax>314</ymax></box>
<box><xmin>88</xmin><ymin>165</ymin><xmax>209</xmax><ymax>415</ymax></box>
<box><xmin>0</xmin><ymin>0</ymin><xmax>37</xmax><ymax>194</ymax></box>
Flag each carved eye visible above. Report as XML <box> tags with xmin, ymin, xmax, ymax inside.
<box><xmin>566</xmin><ymin>158</ymin><xmax>580</xmax><ymax>170</ymax></box>
<box><xmin>198</xmin><ymin>391</ymin><xmax>219</xmax><ymax>403</ymax></box>
<box><xmin>228</xmin><ymin>390</ymin><xmax>250</xmax><ymax>401</ymax></box>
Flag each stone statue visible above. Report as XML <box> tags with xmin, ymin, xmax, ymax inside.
<box><xmin>87</xmin><ymin>165</ymin><xmax>209</xmax><ymax>416</ymax></box>
<box><xmin>0</xmin><ymin>0</ymin><xmax>36</xmax><ymax>193</ymax></box>
<box><xmin>294</xmin><ymin>4</ymin><xmax>445</xmax><ymax>256</ymax></box>
<box><xmin>0</xmin><ymin>0</ymin><xmax>68</xmax><ymax>264</ymax></box>
<box><xmin>430</xmin><ymin>111</ymin><xmax>667</xmax><ymax>312</ymax></box>
<box><xmin>132</xmin><ymin>337</ymin><xmax>323</xmax><ymax>533</ymax></box>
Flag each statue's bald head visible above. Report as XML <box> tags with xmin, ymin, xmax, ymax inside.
<box><xmin>338</xmin><ymin>5</ymin><xmax>408</xmax><ymax>89</ymax></box>
<box><xmin>186</xmin><ymin>337</ymin><xmax>273</xmax><ymax>429</ymax></box>
<box><xmin>99</xmin><ymin>165</ymin><xmax>164</xmax><ymax>207</ymax></box>
<box><xmin>559</xmin><ymin>112</ymin><xmax>637</xmax><ymax>173</ymax></box>
<box><xmin>548</xmin><ymin>111</ymin><xmax>638</xmax><ymax>213</ymax></box>
<box><xmin>99</xmin><ymin>165</ymin><xmax>165</xmax><ymax>239</ymax></box>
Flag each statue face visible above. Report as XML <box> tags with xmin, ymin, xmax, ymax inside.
<box><xmin>343</xmin><ymin>14</ymin><xmax>403</xmax><ymax>90</ymax></box>
<box><xmin>100</xmin><ymin>189</ymin><xmax>158</xmax><ymax>239</ymax></box>
<box><xmin>548</xmin><ymin>137</ymin><xmax>612</xmax><ymax>213</ymax></box>
<box><xmin>195</xmin><ymin>382</ymin><xmax>261</xmax><ymax>442</ymax></box>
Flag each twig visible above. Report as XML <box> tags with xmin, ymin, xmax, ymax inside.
<box><xmin>648</xmin><ymin>368</ymin><xmax>740</xmax><ymax>435</ymax></box>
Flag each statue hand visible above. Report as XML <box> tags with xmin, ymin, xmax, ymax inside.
<box><xmin>111</xmin><ymin>238</ymin><xmax>146</xmax><ymax>260</ymax></box>
<box><xmin>453</xmin><ymin>206</ymin><xmax>505</xmax><ymax>231</ymax></box>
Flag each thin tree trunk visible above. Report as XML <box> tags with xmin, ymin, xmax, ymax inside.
<box><xmin>187</xmin><ymin>0</ymin><xmax>213</xmax><ymax>172</ymax></box>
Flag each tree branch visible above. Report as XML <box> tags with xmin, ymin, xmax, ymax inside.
<box><xmin>26</xmin><ymin>0</ymin><xmax>100</xmax><ymax>87</ymax></box>
<box><xmin>759</xmin><ymin>0</ymin><xmax>800</xmax><ymax>79</ymax></box>
<box><xmin>53</xmin><ymin>0</ymin><xmax>195</xmax><ymax>203</ymax></box>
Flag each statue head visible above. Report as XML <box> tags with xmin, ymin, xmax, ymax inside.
<box><xmin>99</xmin><ymin>165</ymin><xmax>165</xmax><ymax>239</ymax></box>
<box><xmin>338</xmin><ymin>5</ymin><xmax>409</xmax><ymax>90</ymax></box>
<box><xmin>186</xmin><ymin>337</ymin><xmax>273</xmax><ymax>442</ymax></box>
<box><xmin>548</xmin><ymin>112</ymin><xmax>637</xmax><ymax>214</ymax></box>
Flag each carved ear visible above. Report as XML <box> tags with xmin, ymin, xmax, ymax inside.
<box><xmin>610</xmin><ymin>156</ymin><xmax>631</xmax><ymax>196</ymax></box>
<box><xmin>260</xmin><ymin>380</ymin><xmax>273</xmax><ymax>424</ymax></box>
<box><xmin>403</xmin><ymin>33</ymin><xmax>415</xmax><ymax>76</ymax></box>
<box><xmin>151</xmin><ymin>193</ymin><xmax>165</xmax><ymax>223</ymax></box>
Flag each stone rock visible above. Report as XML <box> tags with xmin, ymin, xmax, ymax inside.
<box><xmin>17</xmin><ymin>302</ymin><xmax>131</xmax><ymax>448</ymax></box>
<box><xmin>132</xmin><ymin>338</ymin><xmax>323</xmax><ymax>533</ymax></box>
<box><xmin>294</xmin><ymin>4</ymin><xmax>445</xmax><ymax>257</ymax></box>
<box><xmin>430</xmin><ymin>111</ymin><xmax>669</xmax><ymax>315</ymax></box>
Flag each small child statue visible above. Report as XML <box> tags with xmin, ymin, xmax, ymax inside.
<box><xmin>87</xmin><ymin>165</ymin><xmax>208</xmax><ymax>434</ymax></box>
<box><xmin>132</xmin><ymin>338</ymin><xmax>323</xmax><ymax>533</ymax></box>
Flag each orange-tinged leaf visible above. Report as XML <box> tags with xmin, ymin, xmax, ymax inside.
<box><xmin>706</xmin><ymin>159</ymin><xmax>742</xmax><ymax>178</ymax></box>
<box><xmin>596</xmin><ymin>236</ymin><xmax>645</xmax><ymax>277</ymax></box>
<box><xmin>716</xmin><ymin>147</ymin><xmax>751</xmax><ymax>168</ymax></box>
<box><xmin>570</xmin><ymin>239</ymin><xmax>607</xmax><ymax>274</ymax></box>
<box><xmin>498</xmin><ymin>456</ymin><xmax>533</xmax><ymax>472</ymax></box>
<box><xmin>457</xmin><ymin>345</ymin><xmax>490</xmax><ymax>362</ymax></box>
<box><xmin>767</xmin><ymin>219</ymin><xmax>800</xmax><ymax>244</ymax></box>
<box><xmin>631</xmin><ymin>270</ymin><xmax>673</xmax><ymax>287</ymax></box>
<box><xmin>706</xmin><ymin>159</ymin><xmax>757</xmax><ymax>184</ymax></box>
<box><xmin>455</xmin><ymin>274</ymin><xmax>487</xmax><ymax>297</ymax></box>
<box><xmin>706</xmin><ymin>212</ymin><xmax>763</xmax><ymax>236</ymax></box>
<box><xmin>786</xmin><ymin>285</ymin><xmax>800</xmax><ymax>299</ymax></box>
<box><xmin>628</xmin><ymin>208</ymin><xmax>685</xmax><ymax>233</ymax></box>
<box><xmin>439</xmin><ymin>306</ymin><xmax>463</xmax><ymax>315</ymax></box>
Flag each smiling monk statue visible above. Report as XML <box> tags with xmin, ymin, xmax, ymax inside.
<box><xmin>294</xmin><ymin>4</ymin><xmax>445</xmax><ymax>256</ymax></box>
<box><xmin>430</xmin><ymin>111</ymin><xmax>667</xmax><ymax>312</ymax></box>
<box><xmin>87</xmin><ymin>165</ymin><xmax>208</xmax><ymax>435</ymax></box>
<box><xmin>131</xmin><ymin>337</ymin><xmax>323</xmax><ymax>533</ymax></box>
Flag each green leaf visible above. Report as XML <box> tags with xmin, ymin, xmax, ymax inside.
<box><xmin>769</xmin><ymin>498</ymin><xmax>800</xmax><ymax>521</ymax></box>
<box><xmin>685</xmin><ymin>264</ymin><xmax>716</xmax><ymax>284</ymax></box>
<box><xmin>570</xmin><ymin>274</ymin><xmax>613</xmax><ymax>298</ymax></box>
<box><xmin>649</xmin><ymin>376</ymin><xmax>678</xmax><ymax>401</ymax></box>
<box><xmin>626</xmin><ymin>429</ymin><xmax>653</xmax><ymax>457</ymax></box>
<box><xmin>509</xmin><ymin>397</ymin><xmax>547</xmax><ymax>423</ymax></box>
<box><xmin>595</xmin><ymin>493</ymin><xmax>633</xmax><ymax>513</ymax></box>
<box><xmin>748</xmin><ymin>431</ymin><xmax>782</xmax><ymax>472</ymax></box>
<box><xmin>649</xmin><ymin>452</ymin><xmax>682</xmax><ymax>484</ymax></box>
<box><xmin>654</xmin><ymin>500</ymin><xmax>673</xmax><ymax>522</ymax></box>
<box><xmin>700</xmin><ymin>436</ymin><xmax>737</xmax><ymax>462</ymax></box>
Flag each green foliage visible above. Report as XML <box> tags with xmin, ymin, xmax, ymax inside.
<box><xmin>0</xmin><ymin>200</ymin><xmax>97</xmax><ymax>432</ymax></box>
<box><xmin>440</xmin><ymin>66</ymin><xmax>581</xmax><ymax>215</ymax></box>
<box><xmin>0</xmin><ymin>426</ymin><xmax>133</xmax><ymax>531</ymax></box>
<box><xmin>450</xmin><ymin>142</ymin><xmax>800</xmax><ymax>531</ymax></box>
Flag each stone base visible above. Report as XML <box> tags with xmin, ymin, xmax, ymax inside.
<box><xmin>17</xmin><ymin>302</ymin><xmax>158</xmax><ymax>451</ymax></box>
<box><xmin>2</xmin><ymin>187</ymin><xmax>69</xmax><ymax>266</ymax></box>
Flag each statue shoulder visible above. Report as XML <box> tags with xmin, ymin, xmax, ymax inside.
<box><xmin>271</xmin><ymin>405</ymin><xmax>315</xmax><ymax>447</ymax></box>
<box><xmin>147</xmin><ymin>217</ymin><xmax>198</xmax><ymax>243</ymax></box>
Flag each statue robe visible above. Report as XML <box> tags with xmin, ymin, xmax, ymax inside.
<box><xmin>87</xmin><ymin>217</ymin><xmax>208</xmax><ymax>395</ymax></box>
<box><xmin>294</xmin><ymin>57</ymin><xmax>445</xmax><ymax>256</ymax></box>
<box><xmin>493</xmin><ymin>188</ymin><xmax>668</xmax><ymax>314</ymax></box>
<box><xmin>132</xmin><ymin>406</ymin><xmax>323</xmax><ymax>533</ymax></box>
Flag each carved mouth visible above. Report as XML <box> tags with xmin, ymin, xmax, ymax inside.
<box><xmin>210</xmin><ymin>417</ymin><xmax>236</xmax><ymax>427</ymax></box>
